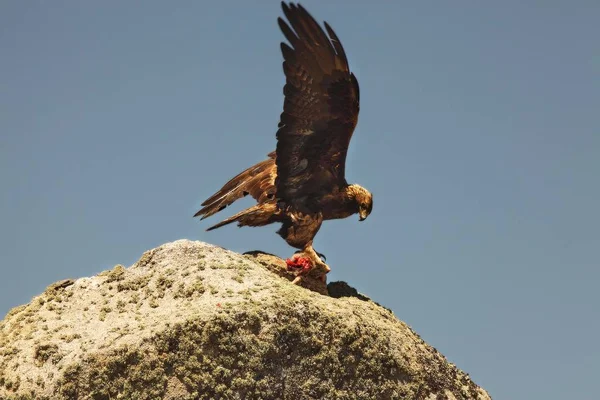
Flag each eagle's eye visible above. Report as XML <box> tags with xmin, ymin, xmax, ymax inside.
<box><xmin>358</xmin><ymin>203</ymin><xmax>370</xmax><ymax>221</ymax></box>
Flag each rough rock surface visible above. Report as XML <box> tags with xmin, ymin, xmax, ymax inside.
<box><xmin>0</xmin><ymin>240</ymin><xmax>491</xmax><ymax>400</ymax></box>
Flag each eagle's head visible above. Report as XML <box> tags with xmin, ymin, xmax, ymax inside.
<box><xmin>348</xmin><ymin>184</ymin><xmax>373</xmax><ymax>221</ymax></box>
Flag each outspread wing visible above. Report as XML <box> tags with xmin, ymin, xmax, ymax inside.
<box><xmin>275</xmin><ymin>2</ymin><xmax>360</xmax><ymax>209</ymax></box>
<box><xmin>194</xmin><ymin>152</ymin><xmax>277</xmax><ymax>220</ymax></box>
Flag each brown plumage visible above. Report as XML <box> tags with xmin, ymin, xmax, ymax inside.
<box><xmin>194</xmin><ymin>2</ymin><xmax>373</xmax><ymax>281</ymax></box>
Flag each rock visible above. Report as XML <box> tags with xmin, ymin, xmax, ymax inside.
<box><xmin>0</xmin><ymin>240</ymin><xmax>491</xmax><ymax>400</ymax></box>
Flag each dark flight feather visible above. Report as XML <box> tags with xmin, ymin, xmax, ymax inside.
<box><xmin>194</xmin><ymin>152</ymin><xmax>276</xmax><ymax>220</ymax></box>
<box><xmin>275</xmin><ymin>2</ymin><xmax>360</xmax><ymax>211</ymax></box>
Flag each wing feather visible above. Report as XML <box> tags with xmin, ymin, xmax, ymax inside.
<box><xmin>194</xmin><ymin>153</ymin><xmax>277</xmax><ymax>220</ymax></box>
<box><xmin>275</xmin><ymin>2</ymin><xmax>360</xmax><ymax>210</ymax></box>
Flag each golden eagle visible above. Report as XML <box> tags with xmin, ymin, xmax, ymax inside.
<box><xmin>195</xmin><ymin>2</ymin><xmax>372</xmax><ymax>282</ymax></box>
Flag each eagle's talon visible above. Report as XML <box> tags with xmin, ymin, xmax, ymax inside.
<box><xmin>295</xmin><ymin>250</ymin><xmax>326</xmax><ymax>263</ymax></box>
<box><xmin>294</xmin><ymin>250</ymin><xmax>327</xmax><ymax>263</ymax></box>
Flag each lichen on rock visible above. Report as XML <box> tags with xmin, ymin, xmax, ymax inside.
<box><xmin>0</xmin><ymin>240</ymin><xmax>491</xmax><ymax>400</ymax></box>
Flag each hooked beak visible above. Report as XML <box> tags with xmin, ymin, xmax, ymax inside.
<box><xmin>359</xmin><ymin>212</ymin><xmax>367</xmax><ymax>221</ymax></box>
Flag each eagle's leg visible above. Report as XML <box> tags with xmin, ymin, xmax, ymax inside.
<box><xmin>282</xmin><ymin>212</ymin><xmax>328</xmax><ymax>283</ymax></box>
<box><xmin>287</xmin><ymin>243</ymin><xmax>331</xmax><ymax>285</ymax></box>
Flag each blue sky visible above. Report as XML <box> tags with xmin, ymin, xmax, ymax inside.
<box><xmin>1</xmin><ymin>1</ymin><xmax>598</xmax><ymax>398</ymax></box>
